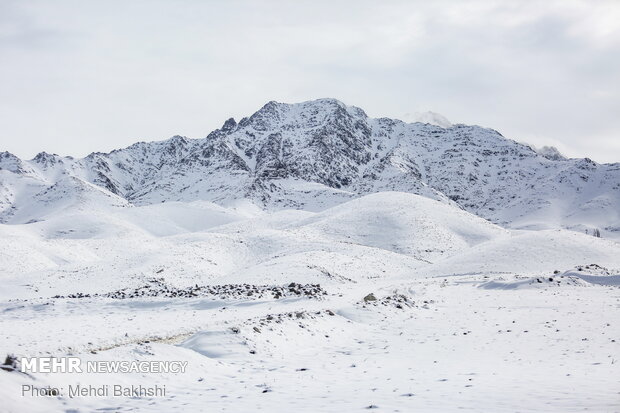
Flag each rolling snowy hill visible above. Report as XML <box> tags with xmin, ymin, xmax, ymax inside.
<box><xmin>1</xmin><ymin>190</ymin><xmax>619</xmax><ymax>412</ymax></box>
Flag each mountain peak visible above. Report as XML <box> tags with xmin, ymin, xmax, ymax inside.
<box><xmin>32</xmin><ymin>151</ymin><xmax>63</xmax><ymax>166</ymax></box>
<box><xmin>403</xmin><ymin>111</ymin><xmax>452</xmax><ymax>128</ymax></box>
<box><xmin>221</xmin><ymin>118</ymin><xmax>237</xmax><ymax>132</ymax></box>
<box><xmin>0</xmin><ymin>151</ymin><xmax>34</xmax><ymax>174</ymax></box>
<box><xmin>534</xmin><ymin>145</ymin><xmax>567</xmax><ymax>161</ymax></box>
<box><xmin>166</xmin><ymin>135</ymin><xmax>189</xmax><ymax>145</ymax></box>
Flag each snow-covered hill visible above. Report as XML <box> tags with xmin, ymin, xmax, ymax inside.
<box><xmin>2</xmin><ymin>98</ymin><xmax>619</xmax><ymax>237</ymax></box>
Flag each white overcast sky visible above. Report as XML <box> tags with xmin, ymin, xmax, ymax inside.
<box><xmin>1</xmin><ymin>0</ymin><xmax>619</xmax><ymax>162</ymax></box>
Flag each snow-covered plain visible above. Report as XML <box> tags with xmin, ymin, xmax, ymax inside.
<box><xmin>1</xmin><ymin>191</ymin><xmax>619</xmax><ymax>412</ymax></box>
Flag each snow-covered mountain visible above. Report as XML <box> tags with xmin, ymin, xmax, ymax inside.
<box><xmin>1</xmin><ymin>98</ymin><xmax>619</xmax><ymax>236</ymax></box>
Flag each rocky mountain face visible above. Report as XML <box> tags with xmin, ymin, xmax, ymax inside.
<box><xmin>1</xmin><ymin>98</ymin><xmax>619</xmax><ymax>235</ymax></box>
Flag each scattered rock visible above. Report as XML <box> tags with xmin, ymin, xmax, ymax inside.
<box><xmin>363</xmin><ymin>293</ymin><xmax>377</xmax><ymax>302</ymax></box>
<box><xmin>52</xmin><ymin>280</ymin><xmax>328</xmax><ymax>301</ymax></box>
<box><xmin>0</xmin><ymin>354</ymin><xmax>17</xmax><ymax>372</ymax></box>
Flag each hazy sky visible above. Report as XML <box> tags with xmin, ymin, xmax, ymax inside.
<box><xmin>1</xmin><ymin>0</ymin><xmax>619</xmax><ymax>162</ymax></box>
